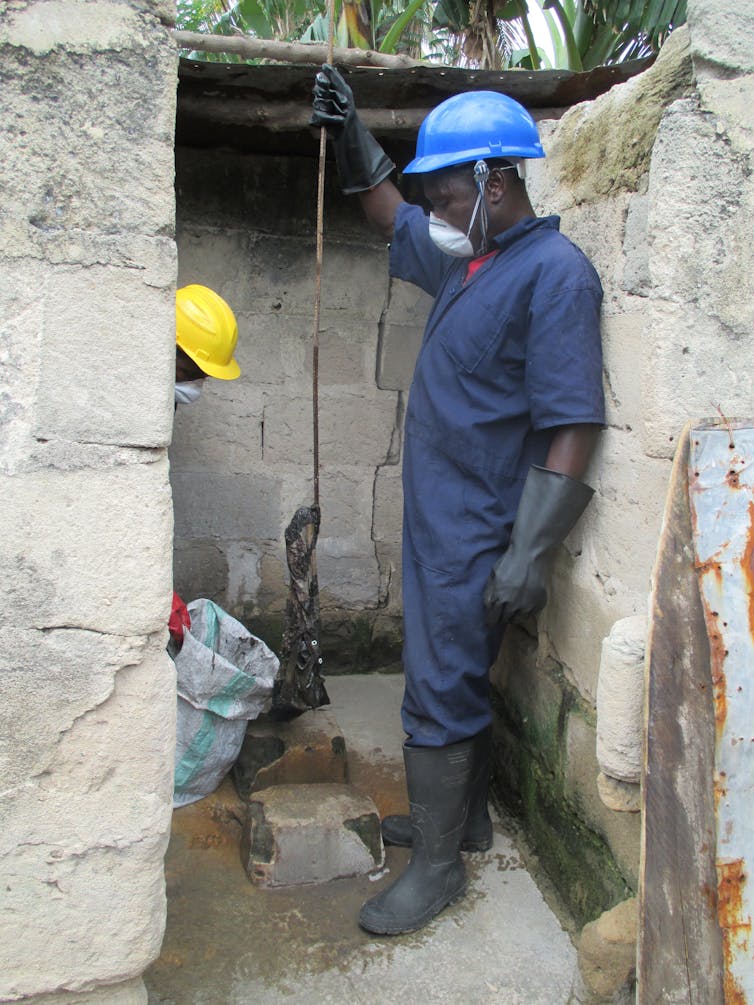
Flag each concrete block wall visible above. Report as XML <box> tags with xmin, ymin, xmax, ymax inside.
<box><xmin>172</xmin><ymin>153</ymin><xmax>430</xmax><ymax>666</ymax></box>
<box><xmin>0</xmin><ymin>2</ymin><xmax>177</xmax><ymax>1002</ymax></box>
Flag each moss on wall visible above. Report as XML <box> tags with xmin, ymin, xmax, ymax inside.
<box><xmin>240</xmin><ymin>610</ymin><xmax>403</xmax><ymax>674</ymax></box>
<box><xmin>323</xmin><ymin>615</ymin><xmax>403</xmax><ymax>673</ymax></box>
<box><xmin>545</xmin><ymin>27</ymin><xmax>693</xmax><ymax>203</ymax></box>
<box><xmin>490</xmin><ymin>655</ymin><xmax>633</xmax><ymax>928</ymax></box>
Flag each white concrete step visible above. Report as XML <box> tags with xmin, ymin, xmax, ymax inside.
<box><xmin>241</xmin><ymin>781</ymin><xmax>383</xmax><ymax>887</ymax></box>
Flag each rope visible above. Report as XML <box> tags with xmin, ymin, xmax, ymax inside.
<box><xmin>311</xmin><ymin>0</ymin><xmax>336</xmax><ymax>508</ymax></box>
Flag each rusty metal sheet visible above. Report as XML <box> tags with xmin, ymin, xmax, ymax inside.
<box><xmin>177</xmin><ymin>56</ymin><xmax>654</xmax><ymax>111</ymax></box>
<box><xmin>690</xmin><ymin>421</ymin><xmax>754</xmax><ymax>1003</ymax></box>
<box><xmin>175</xmin><ymin>56</ymin><xmax>655</xmax><ymax>157</ymax></box>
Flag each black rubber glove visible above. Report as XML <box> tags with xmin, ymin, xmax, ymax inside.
<box><xmin>311</xmin><ymin>63</ymin><xmax>395</xmax><ymax>195</ymax></box>
<box><xmin>483</xmin><ymin>465</ymin><xmax>594</xmax><ymax>627</ymax></box>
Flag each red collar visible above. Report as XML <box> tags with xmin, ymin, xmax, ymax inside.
<box><xmin>464</xmin><ymin>251</ymin><xmax>497</xmax><ymax>283</ymax></box>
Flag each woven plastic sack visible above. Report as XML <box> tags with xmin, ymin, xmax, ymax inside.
<box><xmin>173</xmin><ymin>599</ymin><xmax>279</xmax><ymax>807</ymax></box>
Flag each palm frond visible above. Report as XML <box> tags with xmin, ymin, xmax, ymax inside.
<box><xmin>176</xmin><ymin>0</ymin><xmax>687</xmax><ymax>68</ymax></box>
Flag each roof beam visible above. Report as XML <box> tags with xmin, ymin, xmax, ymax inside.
<box><xmin>172</xmin><ymin>31</ymin><xmax>423</xmax><ymax>70</ymax></box>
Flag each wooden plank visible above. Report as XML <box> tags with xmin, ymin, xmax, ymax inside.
<box><xmin>638</xmin><ymin>422</ymin><xmax>724</xmax><ymax>1004</ymax></box>
<box><xmin>177</xmin><ymin>94</ymin><xmax>431</xmax><ymax>134</ymax></box>
<box><xmin>175</xmin><ymin>55</ymin><xmax>655</xmax><ymax>155</ymax></box>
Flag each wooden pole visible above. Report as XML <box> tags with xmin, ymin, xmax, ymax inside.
<box><xmin>177</xmin><ymin>96</ymin><xmax>430</xmax><ymax>134</ymax></box>
<box><xmin>172</xmin><ymin>30</ymin><xmax>423</xmax><ymax>69</ymax></box>
<box><xmin>310</xmin><ymin>3</ymin><xmax>338</xmax><ymax>509</ymax></box>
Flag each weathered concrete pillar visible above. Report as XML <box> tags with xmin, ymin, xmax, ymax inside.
<box><xmin>596</xmin><ymin>615</ymin><xmax>646</xmax><ymax>813</ymax></box>
<box><xmin>0</xmin><ymin>2</ymin><xmax>177</xmax><ymax>1002</ymax></box>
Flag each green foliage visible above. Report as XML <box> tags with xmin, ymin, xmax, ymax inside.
<box><xmin>380</xmin><ymin>0</ymin><xmax>430</xmax><ymax>53</ymax></box>
<box><xmin>523</xmin><ymin>0</ymin><xmax>688</xmax><ymax>70</ymax></box>
<box><xmin>176</xmin><ymin>0</ymin><xmax>225</xmax><ymax>33</ymax></box>
<box><xmin>176</xmin><ymin>0</ymin><xmax>686</xmax><ymax>68</ymax></box>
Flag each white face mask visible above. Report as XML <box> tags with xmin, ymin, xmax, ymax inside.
<box><xmin>428</xmin><ymin>191</ymin><xmax>484</xmax><ymax>258</ymax></box>
<box><xmin>174</xmin><ymin>379</ymin><xmax>204</xmax><ymax>405</ymax></box>
<box><xmin>428</xmin><ymin>160</ymin><xmax>521</xmax><ymax>259</ymax></box>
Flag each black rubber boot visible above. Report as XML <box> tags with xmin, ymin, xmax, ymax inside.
<box><xmin>358</xmin><ymin>739</ymin><xmax>474</xmax><ymax>935</ymax></box>
<box><xmin>381</xmin><ymin>726</ymin><xmax>493</xmax><ymax>852</ymax></box>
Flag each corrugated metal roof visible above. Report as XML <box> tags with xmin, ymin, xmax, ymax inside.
<box><xmin>176</xmin><ymin>56</ymin><xmax>654</xmax><ymax>156</ymax></box>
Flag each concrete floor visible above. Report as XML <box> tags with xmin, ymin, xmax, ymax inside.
<box><xmin>145</xmin><ymin>673</ymin><xmax>580</xmax><ymax>1005</ymax></box>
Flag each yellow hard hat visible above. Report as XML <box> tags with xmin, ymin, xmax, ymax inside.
<box><xmin>176</xmin><ymin>284</ymin><xmax>241</xmax><ymax>380</ymax></box>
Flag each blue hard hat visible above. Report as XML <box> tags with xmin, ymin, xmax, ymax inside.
<box><xmin>403</xmin><ymin>91</ymin><xmax>545</xmax><ymax>174</ymax></box>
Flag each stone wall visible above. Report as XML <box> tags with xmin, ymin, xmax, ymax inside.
<box><xmin>0</xmin><ymin>2</ymin><xmax>177</xmax><ymax>1003</ymax></box>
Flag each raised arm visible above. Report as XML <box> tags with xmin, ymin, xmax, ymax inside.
<box><xmin>358</xmin><ymin>182</ymin><xmax>404</xmax><ymax>242</ymax></box>
<box><xmin>311</xmin><ymin>64</ymin><xmax>405</xmax><ymax>241</ymax></box>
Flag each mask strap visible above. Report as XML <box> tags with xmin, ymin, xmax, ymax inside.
<box><xmin>465</xmin><ymin>192</ymin><xmax>483</xmax><ymax>242</ymax></box>
<box><xmin>472</xmin><ymin>160</ymin><xmax>490</xmax><ymax>254</ymax></box>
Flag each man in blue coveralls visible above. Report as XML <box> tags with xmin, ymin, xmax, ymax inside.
<box><xmin>312</xmin><ymin>68</ymin><xmax>605</xmax><ymax>936</ymax></box>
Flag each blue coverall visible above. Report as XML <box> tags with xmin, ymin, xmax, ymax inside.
<box><xmin>389</xmin><ymin>202</ymin><xmax>605</xmax><ymax>747</ymax></box>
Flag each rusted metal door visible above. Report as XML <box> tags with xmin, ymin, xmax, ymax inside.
<box><xmin>689</xmin><ymin>422</ymin><xmax>754</xmax><ymax>1002</ymax></box>
<box><xmin>639</xmin><ymin>419</ymin><xmax>754</xmax><ymax>1004</ymax></box>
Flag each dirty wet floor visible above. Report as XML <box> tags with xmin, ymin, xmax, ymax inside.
<box><xmin>145</xmin><ymin>673</ymin><xmax>578</xmax><ymax>1005</ymax></box>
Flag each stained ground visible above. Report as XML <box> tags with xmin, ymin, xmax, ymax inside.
<box><xmin>145</xmin><ymin>673</ymin><xmax>578</xmax><ymax>1005</ymax></box>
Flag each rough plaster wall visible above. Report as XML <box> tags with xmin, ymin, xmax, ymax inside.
<box><xmin>171</xmin><ymin>154</ymin><xmax>428</xmax><ymax>661</ymax></box>
<box><xmin>528</xmin><ymin>6</ymin><xmax>753</xmax><ymax>703</ymax></box>
<box><xmin>525</xmin><ymin>26</ymin><xmax>696</xmax><ymax>702</ymax></box>
<box><xmin>0</xmin><ymin>2</ymin><xmax>177</xmax><ymax>1003</ymax></box>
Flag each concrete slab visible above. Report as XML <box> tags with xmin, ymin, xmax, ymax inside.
<box><xmin>145</xmin><ymin>673</ymin><xmax>579</xmax><ymax>1005</ymax></box>
<box><xmin>241</xmin><ymin>783</ymin><xmax>383</xmax><ymax>886</ymax></box>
